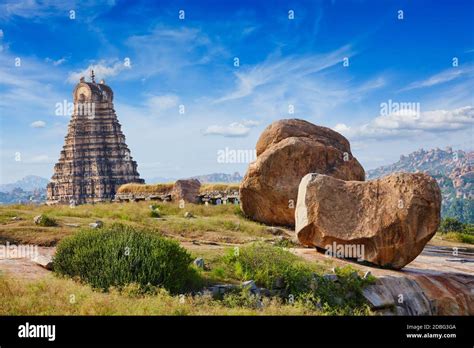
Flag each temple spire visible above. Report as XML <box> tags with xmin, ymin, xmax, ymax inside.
<box><xmin>90</xmin><ymin>69</ymin><xmax>96</xmax><ymax>83</ymax></box>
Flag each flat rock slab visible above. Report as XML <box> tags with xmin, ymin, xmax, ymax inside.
<box><xmin>31</xmin><ymin>254</ymin><xmax>54</xmax><ymax>270</ymax></box>
<box><xmin>292</xmin><ymin>244</ymin><xmax>474</xmax><ymax>315</ymax></box>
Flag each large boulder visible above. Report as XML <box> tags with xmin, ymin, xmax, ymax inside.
<box><xmin>240</xmin><ymin>119</ymin><xmax>365</xmax><ymax>226</ymax></box>
<box><xmin>295</xmin><ymin>172</ymin><xmax>442</xmax><ymax>269</ymax></box>
<box><xmin>172</xmin><ymin>179</ymin><xmax>201</xmax><ymax>203</ymax></box>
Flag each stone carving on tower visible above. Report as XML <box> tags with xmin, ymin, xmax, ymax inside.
<box><xmin>47</xmin><ymin>71</ymin><xmax>144</xmax><ymax>205</ymax></box>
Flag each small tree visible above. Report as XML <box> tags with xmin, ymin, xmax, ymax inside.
<box><xmin>439</xmin><ymin>217</ymin><xmax>464</xmax><ymax>233</ymax></box>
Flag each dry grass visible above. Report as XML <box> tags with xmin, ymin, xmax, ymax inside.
<box><xmin>117</xmin><ymin>183</ymin><xmax>174</xmax><ymax>194</ymax></box>
<box><xmin>200</xmin><ymin>183</ymin><xmax>240</xmax><ymax>193</ymax></box>
<box><xmin>436</xmin><ymin>232</ymin><xmax>474</xmax><ymax>245</ymax></box>
<box><xmin>0</xmin><ymin>274</ymin><xmax>322</xmax><ymax>315</ymax></box>
<box><xmin>0</xmin><ymin>201</ymin><xmax>271</xmax><ymax>246</ymax></box>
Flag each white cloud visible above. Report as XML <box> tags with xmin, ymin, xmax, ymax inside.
<box><xmin>67</xmin><ymin>60</ymin><xmax>130</xmax><ymax>83</ymax></box>
<box><xmin>30</xmin><ymin>120</ymin><xmax>46</xmax><ymax>128</ymax></box>
<box><xmin>125</xmin><ymin>26</ymin><xmax>228</xmax><ymax>80</ymax></box>
<box><xmin>202</xmin><ymin>120</ymin><xmax>260</xmax><ymax>137</ymax></box>
<box><xmin>214</xmin><ymin>45</ymin><xmax>354</xmax><ymax>103</ymax></box>
<box><xmin>0</xmin><ymin>0</ymin><xmax>115</xmax><ymax>20</ymax></box>
<box><xmin>46</xmin><ymin>57</ymin><xmax>66</xmax><ymax>66</ymax></box>
<box><xmin>26</xmin><ymin>155</ymin><xmax>51</xmax><ymax>164</ymax></box>
<box><xmin>146</xmin><ymin>94</ymin><xmax>179</xmax><ymax>111</ymax></box>
<box><xmin>334</xmin><ymin>106</ymin><xmax>474</xmax><ymax>140</ymax></box>
<box><xmin>241</xmin><ymin>119</ymin><xmax>260</xmax><ymax>127</ymax></box>
<box><xmin>401</xmin><ymin>66</ymin><xmax>474</xmax><ymax>91</ymax></box>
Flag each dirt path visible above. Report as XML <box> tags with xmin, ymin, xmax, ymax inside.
<box><xmin>0</xmin><ymin>246</ymin><xmax>55</xmax><ymax>280</ymax></box>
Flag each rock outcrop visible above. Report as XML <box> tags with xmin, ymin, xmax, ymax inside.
<box><xmin>295</xmin><ymin>172</ymin><xmax>442</xmax><ymax>269</ymax></box>
<box><xmin>172</xmin><ymin>179</ymin><xmax>201</xmax><ymax>203</ymax></box>
<box><xmin>240</xmin><ymin>119</ymin><xmax>365</xmax><ymax>226</ymax></box>
<box><xmin>47</xmin><ymin>73</ymin><xmax>143</xmax><ymax>205</ymax></box>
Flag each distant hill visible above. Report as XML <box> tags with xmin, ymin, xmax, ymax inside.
<box><xmin>0</xmin><ymin>175</ymin><xmax>48</xmax><ymax>205</ymax></box>
<box><xmin>0</xmin><ymin>175</ymin><xmax>49</xmax><ymax>193</ymax></box>
<box><xmin>191</xmin><ymin>172</ymin><xmax>243</xmax><ymax>183</ymax></box>
<box><xmin>367</xmin><ymin>147</ymin><xmax>473</xmax><ymax>223</ymax></box>
<box><xmin>146</xmin><ymin>172</ymin><xmax>243</xmax><ymax>184</ymax></box>
<box><xmin>145</xmin><ymin>176</ymin><xmax>177</xmax><ymax>184</ymax></box>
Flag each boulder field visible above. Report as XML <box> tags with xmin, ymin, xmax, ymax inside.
<box><xmin>240</xmin><ymin>118</ymin><xmax>442</xmax><ymax>269</ymax></box>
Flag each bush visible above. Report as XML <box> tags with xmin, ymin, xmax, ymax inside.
<box><xmin>463</xmin><ymin>224</ymin><xmax>474</xmax><ymax>235</ymax></box>
<box><xmin>54</xmin><ymin>223</ymin><xmax>201</xmax><ymax>293</ymax></box>
<box><xmin>150</xmin><ymin>209</ymin><xmax>161</xmax><ymax>218</ymax></box>
<box><xmin>442</xmin><ymin>232</ymin><xmax>474</xmax><ymax>244</ymax></box>
<box><xmin>35</xmin><ymin>214</ymin><xmax>57</xmax><ymax>227</ymax></box>
<box><xmin>223</xmin><ymin>243</ymin><xmax>374</xmax><ymax>315</ymax></box>
<box><xmin>439</xmin><ymin>217</ymin><xmax>464</xmax><ymax>233</ymax></box>
<box><xmin>224</xmin><ymin>242</ymin><xmax>314</xmax><ymax>295</ymax></box>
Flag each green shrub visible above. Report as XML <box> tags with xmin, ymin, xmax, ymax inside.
<box><xmin>463</xmin><ymin>224</ymin><xmax>474</xmax><ymax>235</ymax></box>
<box><xmin>221</xmin><ymin>288</ymin><xmax>264</xmax><ymax>309</ymax></box>
<box><xmin>442</xmin><ymin>231</ymin><xmax>474</xmax><ymax>244</ymax></box>
<box><xmin>223</xmin><ymin>243</ymin><xmax>374</xmax><ymax>315</ymax></box>
<box><xmin>35</xmin><ymin>214</ymin><xmax>57</xmax><ymax>227</ymax></box>
<box><xmin>439</xmin><ymin>217</ymin><xmax>465</xmax><ymax>233</ymax></box>
<box><xmin>224</xmin><ymin>242</ymin><xmax>314</xmax><ymax>295</ymax></box>
<box><xmin>150</xmin><ymin>209</ymin><xmax>161</xmax><ymax>218</ymax></box>
<box><xmin>54</xmin><ymin>223</ymin><xmax>201</xmax><ymax>293</ymax></box>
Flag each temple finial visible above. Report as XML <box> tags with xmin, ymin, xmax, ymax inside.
<box><xmin>90</xmin><ymin>69</ymin><xmax>96</xmax><ymax>83</ymax></box>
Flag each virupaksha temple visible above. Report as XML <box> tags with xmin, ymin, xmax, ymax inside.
<box><xmin>47</xmin><ymin>71</ymin><xmax>144</xmax><ymax>205</ymax></box>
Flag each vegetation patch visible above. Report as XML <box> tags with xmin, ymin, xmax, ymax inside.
<box><xmin>54</xmin><ymin>223</ymin><xmax>201</xmax><ymax>293</ymax></box>
<box><xmin>35</xmin><ymin>214</ymin><xmax>57</xmax><ymax>227</ymax></box>
<box><xmin>199</xmin><ymin>183</ymin><xmax>240</xmax><ymax>193</ymax></box>
<box><xmin>221</xmin><ymin>243</ymin><xmax>374</xmax><ymax>315</ymax></box>
<box><xmin>437</xmin><ymin>217</ymin><xmax>474</xmax><ymax>244</ymax></box>
<box><xmin>117</xmin><ymin>183</ymin><xmax>174</xmax><ymax>194</ymax></box>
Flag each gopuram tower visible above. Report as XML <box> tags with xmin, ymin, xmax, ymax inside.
<box><xmin>47</xmin><ymin>71</ymin><xmax>144</xmax><ymax>205</ymax></box>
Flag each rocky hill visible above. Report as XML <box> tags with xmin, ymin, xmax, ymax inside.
<box><xmin>0</xmin><ymin>175</ymin><xmax>48</xmax><ymax>204</ymax></box>
<box><xmin>0</xmin><ymin>175</ymin><xmax>49</xmax><ymax>193</ymax></box>
<box><xmin>0</xmin><ymin>187</ymin><xmax>47</xmax><ymax>205</ymax></box>
<box><xmin>191</xmin><ymin>172</ymin><xmax>243</xmax><ymax>183</ymax></box>
<box><xmin>367</xmin><ymin>147</ymin><xmax>473</xmax><ymax>223</ymax></box>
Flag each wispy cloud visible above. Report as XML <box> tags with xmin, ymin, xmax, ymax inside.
<box><xmin>30</xmin><ymin>120</ymin><xmax>46</xmax><ymax>128</ymax></box>
<box><xmin>145</xmin><ymin>94</ymin><xmax>179</xmax><ymax>111</ymax></box>
<box><xmin>45</xmin><ymin>57</ymin><xmax>66</xmax><ymax>66</ymax></box>
<box><xmin>400</xmin><ymin>66</ymin><xmax>474</xmax><ymax>91</ymax></box>
<box><xmin>125</xmin><ymin>26</ymin><xmax>228</xmax><ymax>80</ymax></box>
<box><xmin>0</xmin><ymin>0</ymin><xmax>115</xmax><ymax>21</ymax></box>
<box><xmin>334</xmin><ymin>106</ymin><xmax>474</xmax><ymax>140</ymax></box>
<box><xmin>67</xmin><ymin>60</ymin><xmax>131</xmax><ymax>83</ymax></box>
<box><xmin>214</xmin><ymin>45</ymin><xmax>354</xmax><ymax>103</ymax></box>
<box><xmin>202</xmin><ymin>120</ymin><xmax>260</xmax><ymax>137</ymax></box>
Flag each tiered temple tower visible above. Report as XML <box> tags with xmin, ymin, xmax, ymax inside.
<box><xmin>47</xmin><ymin>72</ymin><xmax>144</xmax><ymax>205</ymax></box>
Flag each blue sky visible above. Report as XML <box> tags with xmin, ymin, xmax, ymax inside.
<box><xmin>0</xmin><ymin>0</ymin><xmax>473</xmax><ymax>184</ymax></box>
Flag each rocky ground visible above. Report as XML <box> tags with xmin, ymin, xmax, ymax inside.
<box><xmin>1</xmin><ymin>240</ymin><xmax>472</xmax><ymax>315</ymax></box>
<box><xmin>0</xmin><ymin>199</ymin><xmax>472</xmax><ymax>315</ymax></box>
<box><xmin>293</xmin><ymin>244</ymin><xmax>474</xmax><ymax>315</ymax></box>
